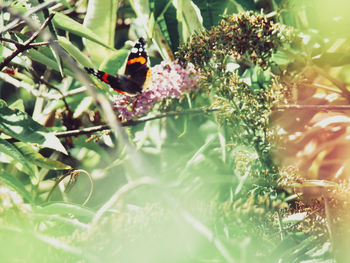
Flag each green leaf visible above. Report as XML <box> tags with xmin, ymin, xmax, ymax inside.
<box><xmin>50</xmin><ymin>46</ymin><xmax>64</xmax><ymax>77</ymax></box>
<box><xmin>57</xmin><ymin>36</ymin><xmax>94</xmax><ymax>68</ymax></box>
<box><xmin>52</xmin><ymin>12</ymin><xmax>114</xmax><ymax>51</ymax></box>
<box><xmin>37</xmin><ymin>202</ymin><xmax>95</xmax><ymax>218</ymax></box>
<box><xmin>0</xmin><ymin>100</ymin><xmax>68</xmax><ymax>155</ymax></box>
<box><xmin>9</xmin><ymin>99</ymin><xmax>25</xmax><ymax>112</ymax></box>
<box><xmin>154</xmin><ymin>0</ymin><xmax>179</xmax><ymax>53</ymax></box>
<box><xmin>192</xmin><ymin>0</ymin><xmax>231</xmax><ymax>28</ymax></box>
<box><xmin>12</xmin><ymin>31</ymin><xmax>67</xmax><ymax>76</ymax></box>
<box><xmin>14</xmin><ymin>142</ymin><xmax>71</xmax><ymax>170</ymax></box>
<box><xmin>0</xmin><ymin>170</ymin><xmax>33</xmax><ymax>203</ymax></box>
<box><xmin>33</xmin><ymin>214</ymin><xmax>89</xmax><ymax>230</ymax></box>
<box><xmin>0</xmin><ymin>138</ymin><xmax>34</xmax><ymax>176</ymax></box>
<box><xmin>27</xmin><ymin>49</ymin><xmax>75</xmax><ymax>77</ymax></box>
<box><xmin>100</xmin><ymin>49</ymin><xmax>129</xmax><ymax>75</ymax></box>
<box><xmin>173</xmin><ymin>0</ymin><xmax>203</xmax><ymax>42</ymax></box>
<box><xmin>234</xmin><ymin>0</ymin><xmax>255</xmax><ymax>11</ymax></box>
<box><xmin>130</xmin><ymin>0</ymin><xmax>151</xmax><ymax>24</ymax></box>
<box><xmin>272</xmin><ymin>50</ymin><xmax>295</xmax><ymax>66</ymax></box>
<box><xmin>73</xmin><ymin>96</ymin><xmax>93</xmax><ymax>118</ymax></box>
<box><xmin>82</xmin><ymin>0</ymin><xmax>118</xmax><ymax>65</ymax></box>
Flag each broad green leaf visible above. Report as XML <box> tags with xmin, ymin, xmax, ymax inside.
<box><xmin>57</xmin><ymin>36</ymin><xmax>94</xmax><ymax>68</ymax></box>
<box><xmin>0</xmin><ymin>138</ymin><xmax>34</xmax><ymax>176</ymax></box>
<box><xmin>12</xmin><ymin>31</ymin><xmax>65</xmax><ymax>75</ymax></box>
<box><xmin>37</xmin><ymin>202</ymin><xmax>95</xmax><ymax>218</ymax></box>
<box><xmin>52</xmin><ymin>12</ymin><xmax>114</xmax><ymax>51</ymax></box>
<box><xmin>100</xmin><ymin>49</ymin><xmax>129</xmax><ymax>75</ymax></box>
<box><xmin>153</xmin><ymin>0</ymin><xmax>179</xmax><ymax>53</ymax></box>
<box><xmin>9</xmin><ymin>99</ymin><xmax>25</xmax><ymax>112</ymax></box>
<box><xmin>27</xmin><ymin>49</ymin><xmax>74</xmax><ymax>77</ymax></box>
<box><xmin>0</xmin><ymin>170</ymin><xmax>33</xmax><ymax>203</ymax></box>
<box><xmin>272</xmin><ymin>50</ymin><xmax>295</xmax><ymax>66</ymax></box>
<box><xmin>192</xmin><ymin>0</ymin><xmax>231</xmax><ymax>28</ymax></box>
<box><xmin>185</xmin><ymin>134</ymin><xmax>216</xmax><ymax>169</ymax></box>
<box><xmin>130</xmin><ymin>0</ymin><xmax>151</xmax><ymax>26</ymax></box>
<box><xmin>50</xmin><ymin>46</ymin><xmax>64</xmax><ymax>77</ymax></box>
<box><xmin>172</xmin><ymin>0</ymin><xmax>203</xmax><ymax>42</ymax></box>
<box><xmin>0</xmin><ymin>100</ymin><xmax>68</xmax><ymax>155</ymax></box>
<box><xmin>73</xmin><ymin>96</ymin><xmax>93</xmax><ymax>118</ymax></box>
<box><xmin>82</xmin><ymin>0</ymin><xmax>117</xmax><ymax>65</ymax></box>
<box><xmin>14</xmin><ymin>142</ymin><xmax>71</xmax><ymax>170</ymax></box>
<box><xmin>153</xmin><ymin>20</ymin><xmax>176</xmax><ymax>59</ymax></box>
<box><xmin>28</xmin><ymin>0</ymin><xmax>46</xmax><ymax>24</ymax></box>
<box><xmin>234</xmin><ymin>0</ymin><xmax>255</xmax><ymax>11</ymax></box>
<box><xmin>10</xmin><ymin>2</ymin><xmax>27</xmax><ymax>14</ymax></box>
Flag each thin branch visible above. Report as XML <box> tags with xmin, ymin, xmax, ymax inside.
<box><xmin>54</xmin><ymin>104</ymin><xmax>350</xmax><ymax>138</ymax></box>
<box><xmin>0</xmin><ymin>37</ymin><xmax>26</xmax><ymax>46</ymax></box>
<box><xmin>0</xmin><ymin>13</ymin><xmax>55</xmax><ymax>71</ymax></box>
<box><xmin>0</xmin><ymin>0</ymin><xmax>58</xmax><ymax>34</ymax></box>
<box><xmin>312</xmin><ymin>65</ymin><xmax>350</xmax><ymax>103</ymax></box>
<box><xmin>25</xmin><ymin>41</ymin><xmax>51</xmax><ymax>47</ymax></box>
<box><xmin>0</xmin><ymin>37</ymin><xmax>51</xmax><ymax>48</ymax></box>
<box><xmin>55</xmin><ymin>125</ymin><xmax>109</xmax><ymax>138</ymax></box>
<box><xmin>275</xmin><ymin>105</ymin><xmax>350</xmax><ymax>111</ymax></box>
<box><xmin>54</xmin><ymin>107</ymin><xmax>218</xmax><ymax>138</ymax></box>
<box><xmin>305</xmin><ymin>83</ymin><xmax>342</xmax><ymax>94</ymax></box>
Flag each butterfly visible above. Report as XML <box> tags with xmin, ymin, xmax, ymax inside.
<box><xmin>85</xmin><ymin>37</ymin><xmax>150</xmax><ymax>95</ymax></box>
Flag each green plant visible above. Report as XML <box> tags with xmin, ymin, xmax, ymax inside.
<box><xmin>1</xmin><ymin>0</ymin><xmax>350</xmax><ymax>262</ymax></box>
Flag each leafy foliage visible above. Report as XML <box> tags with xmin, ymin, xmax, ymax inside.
<box><xmin>1</xmin><ymin>0</ymin><xmax>350</xmax><ymax>262</ymax></box>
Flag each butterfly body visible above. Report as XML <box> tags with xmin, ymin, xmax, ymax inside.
<box><xmin>85</xmin><ymin>37</ymin><xmax>150</xmax><ymax>95</ymax></box>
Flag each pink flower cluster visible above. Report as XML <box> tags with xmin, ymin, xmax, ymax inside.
<box><xmin>113</xmin><ymin>60</ymin><xmax>199</xmax><ymax>120</ymax></box>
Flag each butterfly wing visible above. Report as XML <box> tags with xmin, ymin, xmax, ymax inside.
<box><xmin>84</xmin><ymin>67</ymin><xmax>127</xmax><ymax>94</ymax></box>
<box><xmin>84</xmin><ymin>37</ymin><xmax>150</xmax><ymax>95</ymax></box>
<box><xmin>123</xmin><ymin>37</ymin><xmax>150</xmax><ymax>89</ymax></box>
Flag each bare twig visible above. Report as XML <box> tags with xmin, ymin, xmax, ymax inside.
<box><xmin>0</xmin><ymin>0</ymin><xmax>58</xmax><ymax>34</ymax></box>
<box><xmin>0</xmin><ymin>13</ymin><xmax>55</xmax><ymax>71</ymax></box>
<box><xmin>55</xmin><ymin>125</ymin><xmax>109</xmax><ymax>138</ymax></box>
<box><xmin>312</xmin><ymin>65</ymin><xmax>350</xmax><ymax>103</ymax></box>
<box><xmin>54</xmin><ymin>107</ymin><xmax>218</xmax><ymax>138</ymax></box>
<box><xmin>0</xmin><ymin>37</ymin><xmax>51</xmax><ymax>48</ymax></box>
<box><xmin>275</xmin><ymin>105</ymin><xmax>350</xmax><ymax>111</ymax></box>
<box><xmin>54</xmin><ymin>103</ymin><xmax>350</xmax><ymax>138</ymax></box>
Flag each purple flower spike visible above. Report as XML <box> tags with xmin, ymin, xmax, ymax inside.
<box><xmin>113</xmin><ymin>60</ymin><xmax>199</xmax><ymax>120</ymax></box>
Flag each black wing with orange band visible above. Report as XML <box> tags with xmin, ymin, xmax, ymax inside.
<box><xmin>84</xmin><ymin>37</ymin><xmax>150</xmax><ymax>95</ymax></box>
